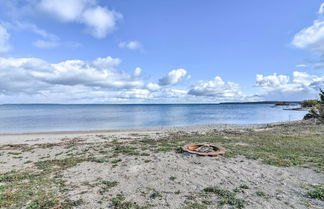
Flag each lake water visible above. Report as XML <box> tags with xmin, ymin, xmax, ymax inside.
<box><xmin>0</xmin><ymin>104</ymin><xmax>307</xmax><ymax>133</ymax></box>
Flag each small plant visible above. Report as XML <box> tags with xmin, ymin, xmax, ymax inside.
<box><xmin>256</xmin><ymin>191</ymin><xmax>268</xmax><ymax>197</ymax></box>
<box><xmin>234</xmin><ymin>184</ymin><xmax>250</xmax><ymax>192</ymax></box>
<box><xmin>169</xmin><ymin>176</ymin><xmax>176</xmax><ymax>181</ymax></box>
<box><xmin>111</xmin><ymin>159</ymin><xmax>122</xmax><ymax>164</ymax></box>
<box><xmin>182</xmin><ymin>202</ymin><xmax>208</xmax><ymax>209</ymax></box>
<box><xmin>149</xmin><ymin>191</ymin><xmax>162</xmax><ymax>199</ymax></box>
<box><xmin>307</xmin><ymin>185</ymin><xmax>324</xmax><ymax>200</ymax></box>
<box><xmin>99</xmin><ymin>180</ymin><xmax>118</xmax><ymax>194</ymax></box>
<box><xmin>203</xmin><ymin>186</ymin><xmax>245</xmax><ymax>208</ymax></box>
<box><xmin>111</xmin><ymin>194</ymin><xmax>147</xmax><ymax>209</ymax></box>
<box><xmin>102</xmin><ymin>180</ymin><xmax>118</xmax><ymax>188</ymax></box>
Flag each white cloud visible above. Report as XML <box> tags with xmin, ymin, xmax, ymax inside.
<box><xmin>133</xmin><ymin>67</ymin><xmax>142</xmax><ymax>77</ymax></box>
<box><xmin>0</xmin><ymin>25</ymin><xmax>11</xmax><ymax>54</ymax></box>
<box><xmin>255</xmin><ymin>72</ymin><xmax>324</xmax><ymax>101</ymax></box>
<box><xmin>33</xmin><ymin>40</ymin><xmax>59</xmax><ymax>48</ymax></box>
<box><xmin>159</xmin><ymin>69</ymin><xmax>188</xmax><ymax>86</ymax></box>
<box><xmin>292</xmin><ymin>3</ymin><xmax>324</xmax><ymax>54</ymax></box>
<box><xmin>146</xmin><ymin>83</ymin><xmax>160</xmax><ymax>91</ymax></box>
<box><xmin>37</xmin><ymin>0</ymin><xmax>122</xmax><ymax>39</ymax></box>
<box><xmin>13</xmin><ymin>22</ymin><xmax>59</xmax><ymax>41</ymax></box>
<box><xmin>0</xmin><ymin>56</ymin><xmax>197</xmax><ymax>103</ymax></box>
<box><xmin>188</xmin><ymin>76</ymin><xmax>244</xmax><ymax>100</ymax></box>
<box><xmin>38</xmin><ymin>0</ymin><xmax>93</xmax><ymax>22</ymax></box>
<box><xmin>256</xmin><ymin>73</ymin><xmax>289</xmax><ymax>88</ymax></box>
<box><xmin>119</xmin><ymin>41</ymin><xmax>142</xmax><ymax>50</ymax></box>
<box><xmin>319</xmin><ymin>3</ymin><xmax>324</xmax><ymax>14</ymax></box>
<box><xmin>81</xmin><ymin>6</ymin><xmax>121</xmax><ymax>39</ymax></box>
<box><xmin>0</xmin><ymin>56</ymin><xmax>146</xmax><ymax>96</ymax></box>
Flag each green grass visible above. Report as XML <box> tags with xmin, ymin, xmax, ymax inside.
<box><xmin>307</xmin><ymin>185</ymin><xmax>324</xmax><ymax>200</ymax></box>
<box><xmin>99</xmin><ymin>180</ymin><xmax>118</xmax><ymax>194</ymax></box>
<box><xmin>149</xmin><ymin>191</ymin><xmax>162</xmax><ymax>199</ymax></box>
<box><xmin>203</xmin><ymin>186</ymin><xmax>245</xmax><ymax>208</ymax></box>
<box><xmin>111</xmin><ymin>158</ymin><xmax>122</xmax><ymax>164</ymax></box>
<box><xmin>138</xmin><ymin>122</ymin><xmax>324</xmax><ymax>172</ymax></box>
<box><xmin>111</xmin><ymin>194</ymin><xmax>148</xmax><ymax>209</ymax></box>
<box><xmin>0</xmin><ymin>169</ymin><xmax>83</xmax><ymax>209</ymax></box>
<box><xmin>182</xmin><ymin>202</ymin><xmax>208</xmax><ymax>209</ymax></box>
<box><xmin>113</xmin><ymin>145</ymin><xmax>140</xmax><ymax>156</ymax></box>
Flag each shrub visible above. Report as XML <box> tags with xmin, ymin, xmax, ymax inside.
<box><xmin>304</xmin><ymin>89</ymin><xmax>324</xmax><ymax>124</ymax></box>
<box><xmin>301</xmin><ymin>100</ymin><xmax>320</xmax><ymax>108</ymax></box>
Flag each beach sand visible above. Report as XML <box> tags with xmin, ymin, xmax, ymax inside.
<box><xmin>0</xmin><ymin>121</ymin><xmax>323</xmax><ymax>209</ymax></box>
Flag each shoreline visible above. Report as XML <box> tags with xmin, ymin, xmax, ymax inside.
<box><xmin>0</xmin><ymin>120</ymin><xmax>304</xmax><ymax>145</ymax></box>
<box><xmin>0</xmin><ymin>119</ymin><xmax>303</xmax><ymax>135</ymax></box>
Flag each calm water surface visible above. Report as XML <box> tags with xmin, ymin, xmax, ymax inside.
<box><xmin>0</xmin><ymin>104</ymin><xmax>307</xmax><ymax>133</ymax></box>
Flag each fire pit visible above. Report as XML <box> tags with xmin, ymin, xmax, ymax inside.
<box><xmin>182</xmin><ymin>144</ymin><xmax>226</xmax><ymax>156</ymax></box>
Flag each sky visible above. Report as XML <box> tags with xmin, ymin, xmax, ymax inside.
<box><xmin>0</xmin><ymin>0</ymin><xmax>324</xmax><ymax>103</ymax></box>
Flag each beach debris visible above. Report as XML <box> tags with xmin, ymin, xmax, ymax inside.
<box><xmin>182</xmin><ymin>144</ymin><xmax>226</xmax><ymax>156</ymax></box>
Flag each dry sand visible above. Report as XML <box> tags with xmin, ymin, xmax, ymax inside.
<box><xmin>0</xmin><ymin>121</ymin><xmax>323</xmax><ymax>209</ymax></box>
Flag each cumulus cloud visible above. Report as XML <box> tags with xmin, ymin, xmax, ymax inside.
<box><xmin>255</xmin><ymin>72</ymin><xmax>324</xmax><ymax>100</ymax></box>
<box><xmin>188</xmin><ymin>76</ymin><xmax>244</xmax><ymax>100</ymax></box>
<box><xmin>292</xmin><ymin>3</ymin><xmax>324</xmax><ymax>54</ymax></box>
<box><xmin>0</xmin><ymin>56</ymin><xmax>198</xmax><ymax>103</ymax></box>
<box><xmin>159</xmin><ymin>69</ymin><xmax>188</xmax><ymax>86</ymax></box>
<box><xmin>256</xmin><ymin>73</ymin><xmax>289</xmax><ymax>88</ymax></box>
<box><xmin>0</xmin><ymin>56</ymin><xmax>147</xmax><ymax>96</ymax></box>
<box><xmin>0</xmin><ymin>25</ymin><xmax>10</xmax><ymax>54</ymax></box>
<box><xmin>37</xmin><ymin>0</ymin><xmax>122</xmax><ymax>38</ymax></box>
<box><xmin>119</xmin><ymin>41</ymin><xmax>142</xmax><ymax>50</ymax></box>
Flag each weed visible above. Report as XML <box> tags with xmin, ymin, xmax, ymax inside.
<box><xmin>204</xmin><ymin>186</ymin><xmax>245</xmax><ymax>208</ymax></box>
<box><xmin>307</xmin><ymin>185</ymin><xmax>324</xmax><ymax>200</ymax></box>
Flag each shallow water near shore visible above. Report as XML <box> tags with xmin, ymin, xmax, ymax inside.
<box><xmin>0</xmin><ymin>104</ymin><xmax>307</xmax><ymax>133</ymax></box>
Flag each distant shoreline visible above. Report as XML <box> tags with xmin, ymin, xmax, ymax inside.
<box><xmin>0</xmin><ymin>101</ymin><xmax>302</xmax><ymax>105</ymax></box>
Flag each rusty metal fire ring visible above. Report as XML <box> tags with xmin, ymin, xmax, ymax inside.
<box><xmin>182</xmin><ymin>144</ymin><xmax>226</xmax><ymax>156</ymax></box>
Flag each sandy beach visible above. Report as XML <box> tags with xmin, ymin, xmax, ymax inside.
<box><xmin>0</xmin><ymin>121</ymin><xmax>323</xmax><ymax>209</ymax></box>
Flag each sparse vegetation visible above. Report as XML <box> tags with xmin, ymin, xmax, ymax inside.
<box><xmin>301</xmin><ymin>100</ymin><xmax>320</xmax><ymax>108</ymax></box>
<box><xmin>111</xmin><ymin>194</ymin><xmax>148</xmax><ymax>209</ymax></box>
<box><xmin>304</xmin><ymin>89</ymin><xmax>324</xmax><ymax>123</ymax></box>
<box><xmin>149</xmin><ymin>191</ymin><xmax>162</xmax><ymax>199</ymax></box>
<box><xmin>1</xmin><ymin>120</ymin><xmax>323</xmax><ymax>208</ymax></box>
<box><xmin>182</xmin><ymin>202</ymin><xmax>208</xmax><ymax>209</ymax></box>
<box><xmin>203</xmin><ymin>186</ymin><xmax>245</xmax><ymax>208</ymax></box>
<box><xmin>307</xmin><ymin>185</ymin><xmax>324</xmax><ymax>200</ymax></box>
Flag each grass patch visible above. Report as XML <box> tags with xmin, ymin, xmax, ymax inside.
<box><xmin>113</xmin><ymin>145</ymin><xmax>140</xmax><ymax>156</ymax></box>
<box><xmin>0</xmin><ymin>169</ymin><xmax>82</xmax><ymax>209</ymax></box>
<box><xmin>204</xmin><ymin>186</ymin><xmax>245</xmax><ymax>208</ymax></box>
<box><xmin>99</xmin><ymin>180</ymin><xmax>118</xmax><ymax>194</ymax></box>
<box><xmin>182</xmin><ymin>202</ymin><xmax>208</xmax><ymax>209</ymax></box>
<box><xmin>307</xmin><ymin>185</ymin><xmax>324</xmax><ymax>200</ymax></box>
<box><xmin>164</xmin><ymin>123</ymin><xmax>324</xmax><ymax>171</ymax></box>
<box><xmin>111</xmin><ymin>194</ymin><xmax>148</xmax><ymax>209</ymax></box>
<box><xmin>111</xmin><ymin>158</ymin><xmax>122</xmax><ymax>164</ymax></box>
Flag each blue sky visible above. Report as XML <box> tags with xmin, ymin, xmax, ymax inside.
<box><xmin>0</xmin><ymin>0</ymin><xmax>324</xmax><ymax>103</ymax></box>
